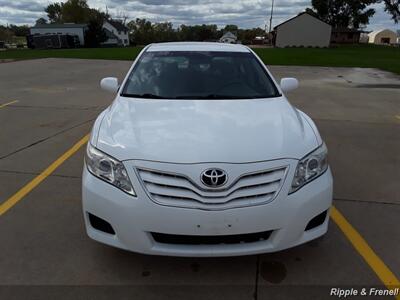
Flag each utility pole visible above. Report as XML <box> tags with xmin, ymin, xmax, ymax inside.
<box><xmin>269</xmin><ymin>0</ymin><xmax>275</xmax><ymax>33</ymax></box>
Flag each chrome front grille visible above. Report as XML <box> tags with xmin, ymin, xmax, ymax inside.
<box><xmin>136</xmin><ymin>166</ymin><xmax>288</xmax><ymax>210</ymax></box>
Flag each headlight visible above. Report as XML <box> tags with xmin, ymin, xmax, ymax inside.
<box><xmin>290</xmin><ymin>143</ymin><xmax>328</xmax><ymax>193</ymax></box>
<box><xmin>85</xmin><ymin>143</ymin><xmax>136</xmax><ymax>196</ymax></box>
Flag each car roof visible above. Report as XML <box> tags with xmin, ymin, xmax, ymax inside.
<box><xmin>146</xmin><ymin>42</ymin><xmax>251</xmax><ymax>53</ymax></box>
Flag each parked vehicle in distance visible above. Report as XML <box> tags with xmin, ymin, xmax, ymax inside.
<box><xmin>82</xmin><ymin>42</ymin><xmax>333</xmax><ymax>257</ymax></box>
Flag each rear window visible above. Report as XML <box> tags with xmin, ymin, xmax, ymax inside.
<box><xmin>121</xmin><ymin>51</ymin><xmax>280</xmax><ymax>99</ymax></box>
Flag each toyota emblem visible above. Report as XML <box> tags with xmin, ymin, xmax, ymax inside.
<box><xmin>201</xmin><ymin>168</ymin><xmax>228</xmax><ymax>188</ymax></box>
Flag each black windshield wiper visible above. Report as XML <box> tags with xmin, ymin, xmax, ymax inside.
<box><xmin>120</xmin><ymin>93</ymin><xmax>168</xmax><ymax>99</ymax></box>
<box><xmin>175</xmin><ymin>94</ymin><xmax>245</xmax><ymax>99</ymax></box>
<box><xmin>121</xmin><ymin>93</ymin><xmax>273</xmax><ymax>100</ymax></box>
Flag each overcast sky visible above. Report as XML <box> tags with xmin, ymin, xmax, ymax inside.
<box><xmin>0</xmin><ymin>0</ymin><xmax>398</xmax><ymax>31</ymax></box>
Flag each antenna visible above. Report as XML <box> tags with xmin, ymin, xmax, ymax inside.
<box><xmin>269</xmin><ymin>0</ymin><xmax>275</xmax><ymax>33</ymax></box>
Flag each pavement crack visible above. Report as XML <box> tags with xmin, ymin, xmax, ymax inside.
<box><xmin>334</xmin><ymin>197</ymin><xmax>399</xmax><ymax>206</ymax></box>
<box><xmin>313</xmin><ymin>117</ymin><xmax>400</xmax><ymax>126</ymax></box>
<box><xmin>0</xmin><ymin>169</ymin><xmax>81</xmax><ymax>179</ymax></box>
<box><xmin>10</xmin><ymin>105</ymin><xmax>105</xmax><ymax>111</ymax></box>
<box><xmin>0</xmin><ymin>118</ymin><xmax>95</xmax><ymax>161</ymax></box>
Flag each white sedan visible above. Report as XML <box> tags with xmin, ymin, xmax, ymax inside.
<box><xmin>82</xmin><ymin>42</ymin><xmax>333</xmax><ymax>257</ymax></box>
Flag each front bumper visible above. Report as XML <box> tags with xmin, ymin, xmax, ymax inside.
<box><xmin>82</xmin><ymin>164</ymin><xmax>333</xmax><ymax>257</ymax></box>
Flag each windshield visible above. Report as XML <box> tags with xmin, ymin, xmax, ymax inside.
<box><xmin>121</xmin><ymin>51</ymin><xmax>280</xmax><ymax>99</ymax></box>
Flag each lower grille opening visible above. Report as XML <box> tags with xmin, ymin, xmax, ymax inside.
<box><xmin>151</xmin><ymin>230</ymin><xmax>273</xmax><ymax>245</ymax></box>
<box><xmin>88</xmin><ymin>213</ymin><xmax>115</xmax><ymax>235</ymax></box>
<box><xmin>305</xmin><ymin>210</ymin><xmax>328</xmax><ymax>231</ymax></box>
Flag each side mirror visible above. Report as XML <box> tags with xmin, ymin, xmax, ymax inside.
<box><xmin>100</xmin><ymin>77</ymin><xmax>119</xmax><ymax>93</ymax></box>
<box><xmin>280</xmin><ymin>78</ymin><xmax>299</xmax><ymax>93</ymax></box>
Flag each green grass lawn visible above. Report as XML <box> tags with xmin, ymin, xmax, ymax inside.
<box><xmin>1</xmin><ymin>44</ymin><xmax>399</xmax><ymax>75</ymax></box>
<box><xmin>253</xmin><ymin>45</ymin><xmax>400</xmax><ymax>75</ymax></box>
<box><xmin>0</xmin><ymin>47</ymin><xmax>143</xmax><ymax>61</ymax></box>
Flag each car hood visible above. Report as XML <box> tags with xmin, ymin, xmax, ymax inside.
<box><xmin>96</xmin><ymin>96</ymin><xmax>318</xmax><ymax>163</ymax></box>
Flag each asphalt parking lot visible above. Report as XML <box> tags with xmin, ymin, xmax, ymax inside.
<box><xmin>0</xmin><ymin>58</ymin><xmax>399</xmax><ymax>300</ymax></box>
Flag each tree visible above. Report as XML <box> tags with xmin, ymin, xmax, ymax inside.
<box><xmin>35</xmin><ymin>18</ymin><xmax>48</xmax><ymax>25</ymax></box>
<box><xmin>307</xmin><ymin>0</ymin><xmax>376</xmax><ymax>28</ymax></box>
<box><xmin>224</xmin><ymin>24</ymin><xmax>238</xmax><ymax>33</ymax></box>
<box><xmin>177</xmin><ymin>25</ymin><xmax>194</xmax><ymax>41</ymax></box>
<box><xmin>45</xmin><ymin>0</ymin><xmax>97</xmax><ymax>24</ymax></box>
<box><xmin>152</xmin><ymin>22</ymin><xmax>175</xmax><ymax>42</ymax></box>
<box><xmin>0</xmin><ymin>26</ymin><xmax>14</xmax><ymax>42</ymax></box>
<box><xmin>177</xmin><ymin>24</ymin><xmax>218</xmax><ymax>41</ymax></box>
<box><xmin>8</xmin><ymin>25</ymin><xmax>30</xmax><ymax>36</ymax></box>
<box><xmin>61</xmin><ymin>0</ymin><xmax>90</xmax><ymax>23</ymax></box>
<box><xmin>127</xmin><ymin>18</ymin><xmax>155</xmax><ymax>45</ymax></box>
<box><xmin>198</xmin><ymin>24</ymin><xmax>218</xmax><ymax>40</ymax></box>
<box><xmin>115</xmin><ymin>10</ymin><xmax>128</xmax><ymax>25</ymax></box>
<box><xmin>84</xmin><ymin>8</ymin><xmax>107</xmax><ymax>47</ymax></box>
<box><xmin>380</xmin><ymin>0</ymin><xmax>400</xmax><ymax>23</ymax></box>
<box><xmin>45</xmin><ymin>3</ymin><xmax>63</xmax><ymax>23</ymax></box>
<box><xmin>237</xmin><ymin>28</ymin><xmax>265</xmax><ymax>44</ymax></box>
<box><xmin>44</xmin><ymin>0</ymin><xmax>107</xmax><ymax>46</ymax></box>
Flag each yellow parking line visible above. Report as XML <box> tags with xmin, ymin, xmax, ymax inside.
<box><xmin>0</xmin><ymin>100</ymin><xmax>19</xmax><ymax>109</ymax></box>
<box><xmin>331</xmin><ymin>206</ymin><xmax>400</xmax><ymax>298</ymax></box>
<box><xmin>0</xmin><ymin>133</ymin><xmax>399</xmax><ymax>296</ymax></box>
<box><xmin>0</xmin><ymin>134</ymin><xmax>89</xmax><ymax>216</ymax></box>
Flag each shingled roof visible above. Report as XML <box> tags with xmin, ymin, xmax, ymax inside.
<box><xmin>106</xmin><ymin>19</ymin><xmax>128</xmax><ymax>32</ymax></box>
<box><xmin>32</xmin><ymin>23</ymin><xmax>87</xmax><ymax>29</ymax></box>
<box><xmin>274</xmin><ymin>12</ymin><xmax>330</xmax><ymax>30</ymax></box>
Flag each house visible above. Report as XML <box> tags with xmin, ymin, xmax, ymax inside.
<box><xmin>331</xmin><ymin>28</ymin><xmax>362</xmax><ymax>44</ymax></box>
<box><xmin>103</xmin><ymin>20</ymin><xmax>129</xmax><ymax>46</ymax></box>
<box><xmin>29</xmin><ymin>20</ymin><xmax>129</xmax><ymax>48</ymax></box>
<box><xmin>368</xmin><ymin>29</ymin><xmax>397</xmax><ymax>45</ymax></box>
<box><xmin>101</xmin><ymin>28</ymin><xmax>120</xmax><ymax>47</ymax></box>
<box><xmin>219</xmin><ymin>32</ymin><xmax>237</xmax><ymax>44</ymax></box>
<box><xmin>273</xmin><ymin>12</ymin><xmax>332</xmax><ymax>48</ymax></box>
<box><xmin>30</xmin><ymin>23</ymin><xmax>87</xmax><ymax>46</ymax></box>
